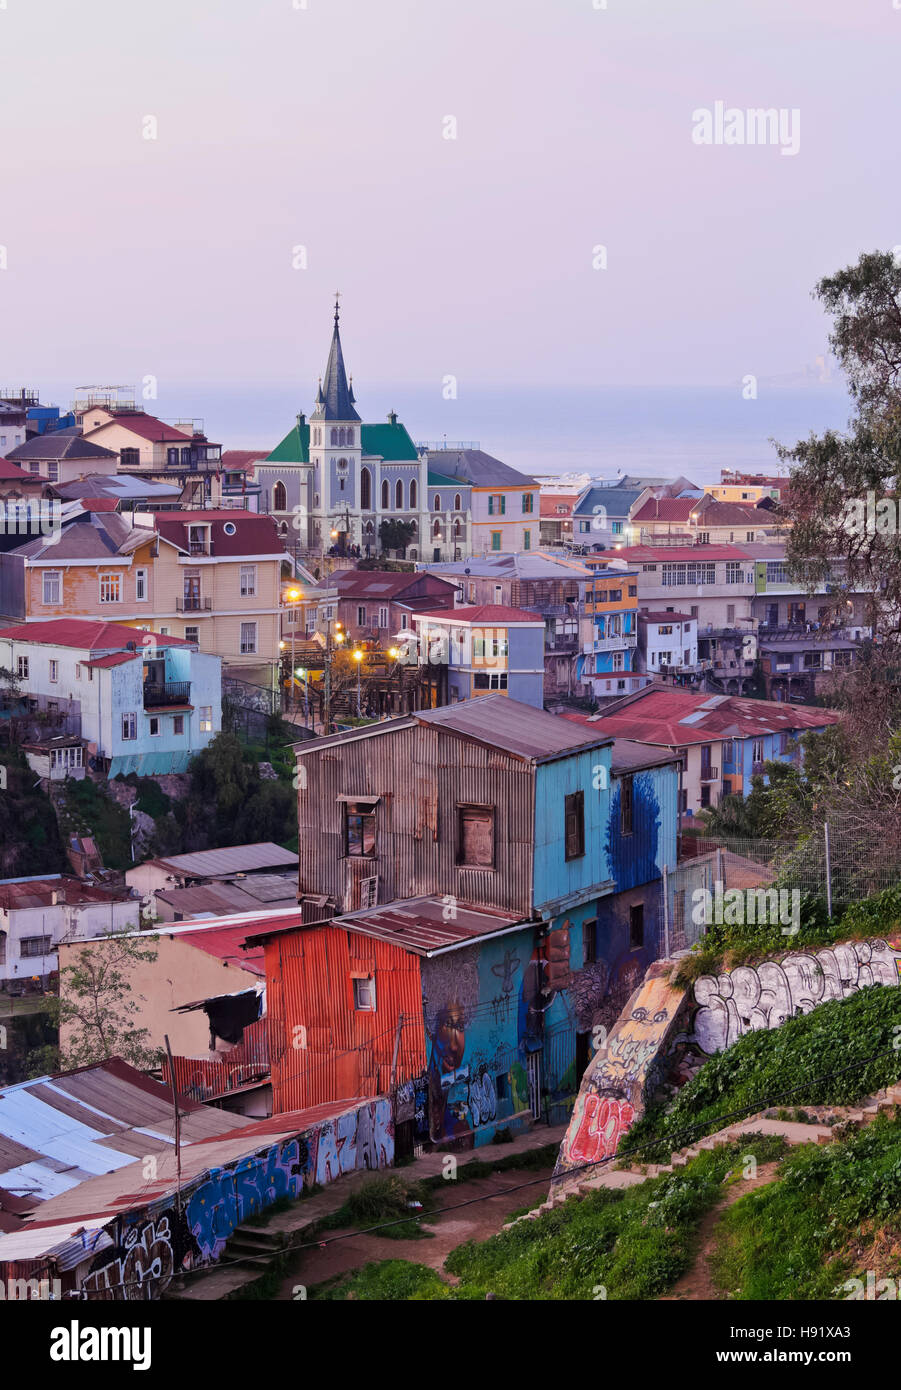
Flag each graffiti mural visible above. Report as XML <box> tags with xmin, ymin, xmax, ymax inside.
<box><xmin>691</xmin><ymin>938</ymin><xmax>901</xmax><ymax>1054</ymax></box>
<box><xmin>554</xmin><ymin>966</ymin><xmax>686</xmax><ymax>1187</ymax></box>
<box><xmin>81</xmin><ymin>1215</ymin><xmax>181</xmax><ymax>1302</ymax></box>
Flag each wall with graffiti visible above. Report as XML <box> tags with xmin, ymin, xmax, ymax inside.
<box><xmin>76</xmin><ymin>1096</ymin><xmax>394</xmax><ymax>1299</ymax></box>
<box><xmin>553</xmin><ymin>963</ymin><xmax>687</xmax><ymax>1192</ymax></box>
<box><xmin>690</xmin><ymin>938</ymin><xmax>901</xmax><ymax>1054</ymax></box>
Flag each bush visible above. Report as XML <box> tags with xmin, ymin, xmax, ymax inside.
<box><xmin>316</xmin><ymin>1174</ymin><xmax>435</xmax><ymax>1240</ymax></box>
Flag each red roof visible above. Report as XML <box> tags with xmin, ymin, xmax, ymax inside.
<box><xmin>639</xmin><ymin>611</ymin><xmax>695</xmax><ymax>623</ymax></box>
<box><xmin>0</xmin><ymin>458</ymin><xmax>37</xmax><ymax>481</ymax></box>
<box><xmin>105</xmin><ymin>412</ymin><xmax>193</xmax><ymax>443</ymax></box>
<box><xmin>567</xmin><ymin>689</ymin><xmax>841</xmax><ymax>746</ymax></box>
<box><xmin>632</xmin><ymin>498</ymin><xmax>697</xmax><ymax>522</ymax></box>
<box><xmin>173</xmin><ymin>924</ymin><xmax>266</xmax><ymax>977</ymax></box>
<box><xmin>414</xmin><ymin>604</ymin><xmax>543</xmax><ymax>624</ymax></box>
<box><xmin>220</xmin><ymin>450</ymin><xmax>267</xmax><ymax>470</ymax></box>
<box><xmin>540</xmin><ymin>494</ymin><xmax>575</xmax><ymax>518</ymax></box>
<box><xmin>84</xmin><ymin>652</ymin><xmax>138</xmax><ymax>669</ymax></box>
<box><xmin>77</xmin><ymin>497</ymin><xmax>120</xmax><ymax>512</ymax></box>
<box><xmin>0</xmin><ymin>619</ymin><xmax>193</xmax><ymax>650</ymax></box>
<box><xmin>155</xmin><ymin>510</ymin><xmax>284</xmax><ymax>557</ymax></box>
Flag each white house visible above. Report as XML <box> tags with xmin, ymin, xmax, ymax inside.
<box><xmin>638</xmin><ymin>611</ymin><xmax>699</xmax><ymax>677</ymax></box>
<box><xmin>0</xmin><ymin>618</ymin><xmax>222</xmax><ymax>775</ymax></box>
<box><xmin>0</xmin><ymin>874</ymin><xmax>140</xmax><ymax>990</ymax></box>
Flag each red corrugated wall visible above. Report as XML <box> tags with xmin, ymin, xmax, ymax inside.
<box><xmin>265</xmin><ymin>925</ymin><xmax>427</xmax><ymax>1114</ymax></box>
<box><xmin>161</xmin><ymin>1017</ymin><xmax>270</xmax><ymax>1104</ymax></box>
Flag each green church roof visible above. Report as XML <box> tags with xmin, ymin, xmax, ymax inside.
<box><xmin>427</xmin><ymin>469</ymin><xmax>466</xmax><ymax>488</ymax></box>
<box><xmin>265</xmin><ymin>419</ymin><xmax>419</xmax><ymax>465</ymax></box>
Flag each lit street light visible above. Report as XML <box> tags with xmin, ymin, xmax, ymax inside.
<box><xmin>353</xmin><ymin>648</ymin><xmax>363</xmax><ymax>716</ymax></box>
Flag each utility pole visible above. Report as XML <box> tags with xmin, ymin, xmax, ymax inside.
<box><xmin>324</xmin><ymin>622</ymin><xmax>332</xmax><ymax>736</ymax></box>
<box><xmin>390</xmin><ymin>1012</ymin><xmax>405</xmax><ymax>1089</ymax></box>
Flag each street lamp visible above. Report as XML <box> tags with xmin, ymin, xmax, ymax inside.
<box><xmin>353</xmin><ymin>648</ymin><xmax>363</xmax><ymax>717</ymax></box>
<box><xmin>294</xmin><ymin>666</ymin><xmax>309</xmax><ymax>725</ymax></box>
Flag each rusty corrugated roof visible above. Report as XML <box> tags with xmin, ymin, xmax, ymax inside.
<box><xmin>414</xmin><ymin>695</ymin><xmax>613</xmax><ymax>762</ymax></box>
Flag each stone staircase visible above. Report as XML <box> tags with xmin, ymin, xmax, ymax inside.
<box><xmin>504</xmin><ymin>1083</ymin><xmax>901</xmax><ymax>1228</ymax></box>
<box><xmin>164</xmin><ymin>1221</ymin><xmax>290</xmax><ymax>1300</ymax></box>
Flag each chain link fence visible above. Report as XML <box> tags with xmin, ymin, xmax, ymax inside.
<box><xmin>664</xmin><ymin>821</ymin><xmax>901</xmax><ymax>954</ymax></box>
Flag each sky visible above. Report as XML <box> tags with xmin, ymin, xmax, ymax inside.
<box><xmin>1</xmin><ymin>0</ymin><xmax>897</xmax><ymax>460</ymax></box>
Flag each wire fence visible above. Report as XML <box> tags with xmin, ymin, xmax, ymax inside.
<box><xmin>665</xmin><ymin>820</ymin><xmax>901</xmax><ymax>953</ymax></box>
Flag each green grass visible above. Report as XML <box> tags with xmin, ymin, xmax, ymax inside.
<box><xmin>627</xmin><ymin>985</ymin><xmax>901</xmax><ymax>1163</ymax></box>
<box><xmin>710</xmin><ymin>1115</ymin><xmax>901</xmax><ymax>1299</ymax></box>
<box><xmin>59</xmin><ymin>777</ymin><xmax>132</xmax><ymax>870</ymax></box>
<box><xmin>314</xmin><ymin>1174</ymin><xmax>436</xmax><ymax>1241</ymax></box>
<box><xmin>312</xmin><ymin>1136</ymin><xmax>788</xmax><ymax>1301</ymax></box>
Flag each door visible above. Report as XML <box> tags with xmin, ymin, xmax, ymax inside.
<box><xmin>526</xmin><ymin>1051</ymin><xmax>542</xmax><ymax>1119</ymax></box>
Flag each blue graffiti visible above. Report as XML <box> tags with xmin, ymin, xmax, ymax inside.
<box><xmin>606</xmin><ymin>774</ymin><xmax>660</xmax><ymax>891</ymax></box>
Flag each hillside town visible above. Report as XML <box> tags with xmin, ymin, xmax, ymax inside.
<box><xmin>1</xmin><ymin>284</ymin><xmax>900</xmax><ymax>1323</ymax></box>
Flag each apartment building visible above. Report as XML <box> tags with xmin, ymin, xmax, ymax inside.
<box><xmin>6</xmin><ymin>430</ymin><xmax>119</xmax><ymax>487</ymax></box>
<box><xmin>412</xmin><ymin>603</ymin><xmax>546</xmax><ymax>706</ymax></box>
<box><xmin>0</xmin><ymin>875</ymin><xmax>140</xmax><ymax>991</ymax></box>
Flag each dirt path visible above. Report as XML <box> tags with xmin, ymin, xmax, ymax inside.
<box><xmin>276</xmin><ymin>1165</ymin><xmax>555</xmax><ymax>1298</ymax></box>
<box><xmin>659</xmin><ymin>1161</ymin><xmax>781</xmax><ymax>1301</ymax></box>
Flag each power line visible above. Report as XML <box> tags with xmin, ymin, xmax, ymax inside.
<box><xmin>82</xmin><ymin>1040</ymin><xmax>900</xmax><ymax>1297</ymax></box>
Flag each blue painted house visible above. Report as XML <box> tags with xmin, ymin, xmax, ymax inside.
<box><xmin>413</xmin><ymin>604</ymin><xmax>546</xmax><ymax>708</ymax></box>
<box><xmin>288</xmin><ymin>696</ymin><xmax>680</xmax><ymax>1145</ymax></box>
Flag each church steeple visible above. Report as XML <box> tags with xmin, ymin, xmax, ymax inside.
<box><xmin>313</xmin><ymin>293</ymin><xmax>361</xmax><ymax>422</ymax></box>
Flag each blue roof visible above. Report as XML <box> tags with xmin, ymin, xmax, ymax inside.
<box><xmin>572</xmin><ymin>486</ymin><xmax>643</xmax><ymax>518</ymax></box>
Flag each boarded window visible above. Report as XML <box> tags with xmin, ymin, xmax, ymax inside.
<box><xmin>621</xmin><ymin>775</ymin><xmax>634</xmax><ymax>835</ymax></box>
<box><xmin>457</xmin><ymin>805</ymin><xmax>494</xmax><ymax>867</ymax></box>
<box><xmin>565</xmin><ymin>791</ymin><xmax>584</xmax><ymax>861</ymax></box>
<box><xmin>629</xmin><ymin>903</ymin><xmax>644</xmax><ymax>949</ymax></box>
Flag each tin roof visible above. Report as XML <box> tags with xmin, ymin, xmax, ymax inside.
<box><xmin>414</xmin><ymin>695</ymin><xmax>613</xmax><ymax>761</ymax></box>
<box><xmin>0</xmin><ymin>619</ymin><xmax>192</xmax><ymax>651</ymax></box>
<box><xmin>154</xmin><ymin>877</ymin><xmax>298</xmax><ymax>921</ymax></box>
<box><xmin>0</xmin><ymin>875</ymin><xmax>132</xmax><ymax>910</ymax></box>
<box><xmin>566</xmin><ymin>688</ymin><xmax>841</xmax><ymax>746</ymax></box>
<box><xmin>145</xmin><ymin>842</ymin><xmax>299</xmax><ymax>879</ymax></box>
<box><xmin>414</xmin><ymin>604</ymin><xmax>544</xmax><ymax>625</ymax></box>
<box><xmin>247</xmin><ymin>895</ymin><xmax>522</xmax><ymax>954</ymax></box>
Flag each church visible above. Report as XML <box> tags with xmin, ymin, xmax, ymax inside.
<box><xmin>255</xmin><ymin>301</ymin><xmax>474</xmax><ymax>563</ymax></box>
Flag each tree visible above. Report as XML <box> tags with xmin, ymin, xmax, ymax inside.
<box><xmin>57</xmin><ymin>933</ymin><xmax>162</xmax><ymax>1072</ymax></box>
<box><xmin>379</xmin><ymin>519</ymin><xmax>416</xmax><ymax>556</ymax></box>
<box><xmin>776</xmin><ymin>250</ymin><xmax>901</xmax><ymax>640</ymax></box>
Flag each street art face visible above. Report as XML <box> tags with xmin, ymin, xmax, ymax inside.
<box><xmin>554</xmin><ymin>970</ymin><xmax>684</xmax><ymax>1183</ymax></box>
<box><xmin>691</xmin><ymin>938</ymin><xmax>901</xmax><ymax>1054</ymax></box>
<box><xmin>435</xmin><ymin>1002</ymin><xmax>467</xmax><ymax>1074</ymax></box>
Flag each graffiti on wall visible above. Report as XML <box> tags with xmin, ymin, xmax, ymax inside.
<box><xmin>555</xmin><ymin>968</ymin><xmax>684</xmax><ymax>1182</ymax></box>
<box><xmin>691</xmin><ymin>938</ymin><xmax>901</xmax><ymax>1055</ymax></box>
<box><xmin>79</xmin><ymin>1097</ymin><xmax>395</xmax><ymax>1297</ymax></box>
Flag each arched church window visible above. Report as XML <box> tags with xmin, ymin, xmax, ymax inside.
<box><xmin>273</xmin><ymin>481</ymin><xmax>287</xmax><ymax>511</ymax></box>
<box><xmin>361</xmin><ymin>467</ymin><xmax>372</xmax><ymax>510</ymax></box>
<box><xmin>433</xmin><ymin>519</ymin><xmax>441</xmax><ymax>537</ymax></box>
<box><xmin>330</xmin><ymin>428</ymin><xmax>338</xmax><ymax>446</ymax></box>
<box><xmin>453</xmin><ymin>519</ymin><xmax>462</xmax><ymax>538</ymax></box>
<box><xmin>454</xmin><ymin>493</ymin><xmax>462</xmax><ymax>511</ymax></box>
<box><xmin>433</xmin><ymin>495</ymin><xmax>441</xmax><ymax>512</ymax></box>
<box><xmin>396</xmin><ymin>479</ymin><xmax>404</xmax><ymax>509</ymax></box>
<box><xmin>381</xmin><ymin>479</ymin><xmax>389</xmax><ymax>509</ymax></box>
<box><xmin>409</xmin><ymin>479</ymin><xmax>417</xmax><ymax>509</ymax></box>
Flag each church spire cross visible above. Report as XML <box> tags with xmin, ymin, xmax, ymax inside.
<box><xmin>333</xmin><ymin>290</ymin><xmax>342</xmax><ymax>324</ymax></box>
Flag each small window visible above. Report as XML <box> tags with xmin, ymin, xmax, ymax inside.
<box><xmin>357</xmin><ymin>606</ymin><xmax>367</xmax><ymax>627</ymax></box>
<box><xmin>582</xmin><ymin>919</ymin><xmax>597</xmax><ymax>965</ymax></box>
<box><xmin>173</xmin><ymin>714</ymin><xmax>185</xmax><ymax>735</ymax></box>
<box><xmin>223</xmin><ymin>521</ymin><xmax>237</xmax><ymax>536</ymax></box>
<box><xmin>240</xmin><ymin>622</ymin><xmax>257</xmax><ymax>654</ymax></box>
<box><xmin>74</xmin><ymin>664</ymin><xmax>82</xmax><ymax>680</ymax></box>
<box><xmin>240</xmin><ymin>564</ymin><xmax>256</xmax><ymax>597</ymax></box>
<box><xmin>457</xmin><ymin>804</ymin><xmax>494</xmax><ymax>867</ymax></box>
<box><xmin>353</xmin><ymin>977</ymin><xmax>376</xmax><ymax>1011</ymax></box>
<box><xmin>345</xmin><ymin>801</ymin><xmax>376</xmax><ymax>856</ymax></box>
<box><xmin>16</xmin><ymin>656</ymin><xmax>29</xmax><ymax>680</ymax></box>
<box><xmin>149</xmin><ymin>715</ymin><xmax>161</xmax><ymax>737</ymax></box>
<box><xmin>199</xmin><ymin>706</ymin><xmax>213</xmax><ymax>733</ymax></box>
<box><xmin>20</xmin><ymin>936</ymin><xmax>53</xmax><ymax>959</ymax></box>
<box><xmin>629</xmin><ymin>904</ymin><xmax>644</xmax><ymax>949</ymax></box>
<box><xmin>99</xmin><ymin>572</ymin><xmax>121</xmax><ymax>604</ymax></box>
<box><xmin>42</xmin><ymin>571</ymin><xmax>62</xmax><ymax>605</ymax></box>
<box><xmin>122</xmin><ymin>712</ymin><xmax>137</xmax><ymax>741</ymax></box>
<box><xmin>564</xmin><ymin>790</ymin><xmax>585</xmax><ymax>861</ymax></box>
<box><xmin>185</xmin><ymin>626</ymin><xmax>199</xmax><ymax>644</ymax></box>
<box><xmin>135</xmin><ymin>568</ymin><xmax>148</xmax><ymax>601</ymax></box>
<box><xmin>48</xmin><ymin>660</ymin><xmax>59</xmax><ymax>683</ymax></box>
<box><xmin>620</xmin><ymin>774</ymin><xmax>634</xmax><ymax>835</ymax></box>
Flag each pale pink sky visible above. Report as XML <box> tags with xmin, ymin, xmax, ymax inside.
<box><xmin>1</xmin><ymin>0</ymin><xmax>898</xmax><ymax>398</ymax></box>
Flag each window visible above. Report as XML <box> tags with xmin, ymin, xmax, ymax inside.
<box><xmin>766</xmin><ymin>561</ymin><xmax>788</xmax><ymax>584</ymax></box>
<box><xmin>240</xmin><ymin>565</ymin><xmax>256</xmax><ymax>597</ymax></box>
<box><xmin>628</xmin><ymin>584</ymin><xmax>637</xmax><ymax>596</ymax></box>
<box><xmin>721</xmin><ymin>739</ymin><xmax>734</xmax><ymax>765</ymax></box>
<box><xmin>522</xmin><ymin>493</ymin><xmax>534</xmax><ymax>513</ymax></box>
<box><xmin>199</xmin><ymin>707</ymin><xmax>212</xmax><ymax>733</ymax></box>
<box><xmin>752</xmin><ymin>738</ymin><xmax>764</xmax><ymax>763</ymax></box>
<box><xmin>629</xmin><ymin>904</ymin><xmax>644</xmax><ymax>949</ymax></box>
<box><xmin>360</xmin><ymin>467</ymin><xmax>371</xmax><ymax>510</ymax></box>
<box><xmin>345</xmin><ymin>801</ymin><xmax>376</xmax><ymax>856</ymax></box>
<box><xmin>454</xmin><ymin>493</ymin><xmax>462</xmax><ymax>511</ymax></box>
<box><xmin>135</xmin><ymin>568</ymin><xmax>148</xmax><ymax>601</ymax></box>
<box><xmin>48</xmin><ymin>660</ymin><xmax>59</xmax><ymax>683</ymax></box>
<box><xmin>582</xmin><ymin>919</ymin><xmax>597</xmax><ymax>965</ymax></box>
<box><xmin>661</xmin><ymin>563</ymin><xmax>715</xmax><ymax>587</ymax></box>
<box><xmin>357</xmin><ymin>606</ymin><xmax>367</xmax><ymax>626</ymax></box>
<box><xmin>122</xmin><ymin>712</ymin><xmax>137</xmax><ymax>741</ymax></box>
<box><xmin>565</xmin><ymin>790</ymin><xmax>585</xmax><ymax>861</ymax></box>
<box><xmin>28</xmin><ymin>461</ymin><xmax>41</xmax><ymax>475</ymax></box>
<box><xmin>378</xmin><ymin>606</ymin><xmax>388</xmax><ymax>629</ymax></box>
<box><xmin>658</xmin><ymin>624</ymin><xmax>673</xmax><ymax>635</ymax></box>
<box><xmin>620</xmin><ymin>774</ymin><xmax>634</xmax><ymax>835</ymax></box>
<box><xmin>746</xmin><ymin>531</ymin><xmax>755</xmax><ymax>542</ymax></box>
<box><xmin>491</xmin><ymin>531</ymin><xmax>502</xmax><ymax>552</ymax></box>
<box><xmin>167</xmin><ymin>447</ymin><xmax>179</xmax><ymax>466</ymax></box>
<box><xmin>395</xmin><ymin>479</ymin><xmax>404</xmax><ymax>509</ymax></box>
<box><xmin>488</xmin><ymin>494</ymin><xmax>506</xmax><ymax>515</ymax></box>
<box><xmin>726</xmin><ymin>604</ymin><xmax>735</xmax><ymax>625</ymax></box>
<box><xmin>20</xmin><ymin>936</ymin><xmax>52</xmax><ymax>959</ymax></box>
<box><xmin>523</xmin><ymin>530</ymin><xmax>531</xmax><ymax>550</ymax></box>
<box><xmin>120</xmin><ymin>447</ymin><xmax>140</xmax><ymax>467</ymax></box>
<box><xmin>473</xmin><ymin>671</ymin><xmax>508</xmax><ymax>690</ymax></box>
<box><xmin>381</xmin><ymin>479</ymin><xmax>390</xmax><ymax>509</ymax></box>
<box><xmin>353</xmin><ymin>976</ymin><xmax>376</xmax><ymax>1011</ymax></box>
<box><xmin>174</xmin><ymin>714</ymin><xmax>185</xmax><ymax>735</ymax></box>
<box><xmin>184</xmin><ymin>626</ymin><xmax>199</xmax><ymax>644</ymax></box>
<box><xmin>16</xmin><ymin>656</ymin><xmax>28</xmax><ymax>680</ymax></box>
<box><xmin>409</xmin><ymin>479</ymin><xmax>417</xmax><ymax>509</ymax></box>
<box><xmin>149</xmin><ymin>716</ymin><xmax>161</xmax><ymax>737</ymax></box>
<box><xmin>457</xmin><ymin>804</ymin><xmax>495</xmax><ymax>867</ymax></box>
<box><xmin>42</xmin><ymin>571</ymin><xmax>61</xmax><ymax>605</ymax></box>
<box><xmin>612</xmin><ymin>521</ymin><xmax>624</xmax><ymax>535</ymax></box>
<box><xmin>74</xmin><ymin>663</ymin><xmax>81</xmax><ymax>680</ymax></box>
<box><xmin>725</xmin><ymin>562</ymin><xmax>743</xmax><ymax>585</ymax></box>
<box><xmin>240</xmin><ymin>622</ymin><xmax>257</xmax><ymax>654</ymax></box>
<box><xmin>99</xmin><ymin>572</ymin><xmax>121</xmax><ymax>604</ymax></box>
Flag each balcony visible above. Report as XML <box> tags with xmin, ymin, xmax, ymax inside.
<box><xmin>699</xmin><ymin>765</ymin><xmax>719</xmax><ymax>783</ymax></box>
<box><xmin>144</xmin><ymin>681</ymin><xmax>192</xmax><ymax>709</ymax></box>
<box><xmin>177</xmin><ymin>596</ymin><xmax>212</xmax><ymax>612</ymax></box>
<box><xmin>584</xmin><ymin>632</ymin><xmax>638</xmax><ymax>653</ymax></box>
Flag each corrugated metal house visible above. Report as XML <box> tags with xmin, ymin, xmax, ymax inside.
<box><xmin>262</xmin><ymin>697</ymin><xmax>680</xmax><ymax>1142</ymax></box>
